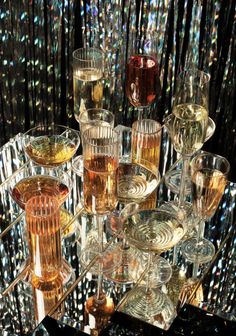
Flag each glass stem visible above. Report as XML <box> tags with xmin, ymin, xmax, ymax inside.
<box><xmin>145</xmin><ymin>252</ymin><xmax>153</xmax><ymax>294</ymax></box>
<box><xmin>192</xmin><ymin>220</ymin><xmax>205</xmax><ymax>278</ymax></box>
<box><xmin>178</xmin><ymin>155</ymin><xmax>190</xmax><ymax>207</ymax></box>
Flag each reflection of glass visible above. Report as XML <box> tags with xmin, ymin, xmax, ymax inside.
<box><xmin>126</xmin><ymin>34</ymin><xmax>161</xmax><ymax>119</ymax></box>
<box><xmin>164</xmin><ymin>117</ymin><xmax>216</xmax><ymax>195</ymax></box>
<box><xmin>123</xmin><ymin>209</ymin><xmax>186</xmax><ymax>321</ymax></box>
<box><xmin>25</xmin><ymin>195</ymin><xmax>73</xmax><ymax>288</ymax></box>
<box><xmin>182</xmin><ymin>152</ymin><xmax>230</xmax><ymax>264</ymax></box>
<box><xmin>167</xmin><ymin>69</ymin><xmax>210</xmax><ymax>206</ymax></box>
<box><xmin>23</xmin><ymin>125</ymin><xmax>80</xmax><ymax>168</ymax></box>
<box><xmin>131</xmin><ymin>119</ymin><xmax>162</xmax><ymax>172</ymax></box>
<box><xmin>73</xmin><ymin>47</ymin><xmax>104</xmax><ymax>119</ymax></box>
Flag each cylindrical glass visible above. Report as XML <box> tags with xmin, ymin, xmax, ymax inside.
<box><xmin>131</xmin><ymin>119</ymin><xmax>162</xmax><ymax>171</ymax></box>
<box><xmin>73</xmin><ymin>47</ymin><xmax>104</xmax><ymax>121</ymax></box>
<box><xmin>78</xmin><ymin>108</ymin><xmax>114</xmax><ymax>136</ymax></box>
<box><xmin>82</xmin><ymin>126</ymin><xmax>119</xmax><ymax>214</ymax></box>
<box><xmin>25</xmin><ymin>195</ymin><xmax>61</xmax><ymax>286</ymax></box>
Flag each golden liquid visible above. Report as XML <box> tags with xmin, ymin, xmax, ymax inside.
<box><xmin>25</xmin><ymin>135</ymin><xmax>76</xmax><ymax>166</ymax></box>
<box><xmin>83</xmin><ymin>155</ymin><xmax>118</xmax><ymax>214</ymax></box>
<box><xmin>12</xmin><ymin>175</ymin><xmax>69</xmax><ymax>209</ymax></box>
<box><xmin>73</xmin><ymin>68</ymin><xmax>103</xmax><ymax>120</ymax></box>
<box><xmin>131</xmin><ymin>130</ymin><xmax>161</xmax><ymax>170</ymax></box>
<box><xmin>192</xmin><ymin>169</ymin><xmax>226</xmax><ymax>219</ymax></box>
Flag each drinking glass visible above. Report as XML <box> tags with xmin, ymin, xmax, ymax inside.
<box><xmin>72</xmin><ymin>108</ymin><xmax>115</xmax><ymax>175</ymax></box>
<box><xmin>131</xmin><ymin>118</ymin><xmax>162</xmax><ymax>172</ymax></box>
<box><xmin>167</xmin><ymin>69</ymin><xmax>210</xmax><ymax>206</ymax></box>
<box><xmin>23</xmin><ymin>124</ymin><xmax>80</xmax><ymax>168</ymax></box>
<box><xmin>125</xmin><ymin>33</ymin><xmax>161</xmax><ymax>119</ymax></box>
<box><xmin>181</xmin><ymin>152</ymin><xmax>230</xmax><ymax>264</ymax></box>
<box><xmin>73</xmin><ymin>47</ymin><xmax>104</xmax><ymax>120</ymax></box>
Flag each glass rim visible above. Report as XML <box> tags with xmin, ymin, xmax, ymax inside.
<box><xmin>82</xmin><ymin>125</ymin><xmax>119</xmax><ymax>148</ymax></box>
<box><xmin>177</xmin><ymin>68</ymin><xmax>210</xmax><ymax>85</ymax></box>
<box><xmin>23</xmin><ymin>124</ymin><xmax>79</xmax><ymax>136</ymax></box>
<box><xmin>191</xmin><ymin>151</ymin><xmax>230</xmax><ymax>176</ymax></box>
<box><xmin>132</xmin><ymin>119</ymin><xmax>163</xmax><ymax>135</ymax></box>
<box><xmin>25</xmin><ymin>195</ymin><xmax>60</xmax><ymax>218</ymax></box>
<box><xmin>78</xmin><ymin>108</ymin><xmax>114</xmax><ymax>124</ymax></box>
<box><xmin>72</xmin><ymin>47</ymin><xmax>104</xmax><ymax>62</ymax></box>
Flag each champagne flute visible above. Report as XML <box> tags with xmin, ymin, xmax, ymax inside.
<box><xmin>73</xmin><ymin>47</ymin><xmax>104</xmax><ymax>119</ymax></box>
<box><xmin>181</xmin><ymin>152</ymin><xmax>230</xmax><ymax>265</ymax></box>
<box><xmin>125</xmin><ymin>33</ymin><xmax>161</xmax><ymax>120</ymax></box>
<box><xmin>168</xmin><ymin>69</ymin><xmax>210</xmax><ymax>207</ymax></box>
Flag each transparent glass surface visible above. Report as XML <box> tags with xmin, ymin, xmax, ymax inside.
<box><xmin>0</xmin><ymin>133</ymin><xmax>235</xmax><ymax>335</ymax></box>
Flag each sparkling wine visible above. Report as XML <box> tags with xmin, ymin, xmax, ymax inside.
<box><xmin>192</xmin><ymin>168</ymin><xmax>227</xmax><ymax>219</ymax></box>
<box><xmin>73</xmin><ymin>68</ymin><xmax>103</xmax><ymax>120</ymax></box>
<box><xmin>83</xmin><ymin>155</ymin><xmax>118</xmax><ymax>214</ymax></box>
<box><xmin>25</xmin><ymin>135</ymin><xmax>77</xmax><ymax>166</ymax></box>
<box><xmin>12</xmin><ymin>175</ymin><xmax>69</xmax><ymax>209</ymax></box>
<box><xmin>126</xmin><ymin>55</ymin><xmax>160</xmax><ymax>107</ymax></box>
<box><xmin>172</xmin><ymin>103</ymin><xmax>208</xmax><ymax>155</ymax></box>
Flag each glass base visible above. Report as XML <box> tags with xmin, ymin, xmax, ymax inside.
<box><xmin>72</xmin><ymin>155</ymin><xmax>83</xmax><ymax>176</ymax></box>
<box><xmin>181</xmin><ymin>237</ymin><xmax>215</xmax><ymax>264</ymax></box>
<box><xmin>105</xmin><ymin>246</ymin><xmax>147</xmax><ymax>285</ymax></box>
<box><xmin>164</xmin><ymin>169</ymin><xmax>191</xmax><ymax>196</ymax></box>
<box><xmin>22</xmin><ymin>258</ymin><xmax>75</xmax><ymax>290</ymax></box>
<box><xmin>121</xmin><ymin>286</ymin><xmax>176</xmax><ymax>328</ymax></box>
<box><xmin>80</xmin><ymin>242</ymin><xmax>122</xmax><ymax>275</ymax></box>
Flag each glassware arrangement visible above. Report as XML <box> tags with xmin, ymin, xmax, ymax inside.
<box><xmin>125</xmin><ymin>33</ymin><xmax>161</xmax><ymax>119</ymax></box>
<box><xmin>73</xmin><ymin>47</ymin><xmax>104</xmax><ymax>119</ymax></box>
<box><xmin>181</xmin><ymin>152</ymin><xmax>230</xmax><ymax>264</ymax></box>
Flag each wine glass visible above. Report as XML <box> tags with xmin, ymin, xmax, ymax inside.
<box><xmin>73</xmin><ymin>47</ymin><xmax>104</xmax><ymax>119</ymax></box>
<box><xmin>166</xmin><ymin>69</ymin><xmax>210</xmax><ymax>207</ymax></box>
<box><xmin>125</xmin><ymin>32</ymin><xmax>161</xmax><ymax>119</ymax></box>
<box><xmin>181</xmin><ymin>152</ymin><xmax>230</xmax><ymax>265</ymax></box>
<box><xmin>23</xmin><ymin>124</ymin><xmax>80</xmax><ymax>168</ymax></box>
<box><xmin>122</xmin><ymin>208</ymin><xmax>186</xmax><ymax>321</ymax></box>
<box><xmin>72</xmin><ymin>108</ymin><xmax>115</xmax><ymax>175</ymax></box>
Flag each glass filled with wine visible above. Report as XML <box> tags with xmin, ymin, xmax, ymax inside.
<box><xmin>182</xmin><ymin>151</ymin><xmax>230</xmax><ymax>264</ymax></box>
<box><xmin>23</xmin><ymin>124</ymin><xmax>80</xmax><ymax>168</ymax></box>
<box><xmin>73</xmin><ymin>47</ymin><xmax>104</xmax><ymax>120</ymax></box>
<box><xmin>125</xmin><ymin>32</ymin><xmax>161</xmax><ymax>119</ymax></box>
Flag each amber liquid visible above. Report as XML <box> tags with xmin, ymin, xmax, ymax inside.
<box><xmin>12</xmin><ymin>175</ymin><xmax>69</xmax><ymax>209</ymax></box>
<box><xmin>83</xmin><ymin>155</ymin><xmax>118</xmax><ymax>214</ymax></box>
<box><xmin>25</xmin><ymin>135</ymin><xmax>76</xmax><ymax>166</ymax></box>
<box><xmin>131</xmin><ymin>131</ymin><xmax>161</xmax><ymax>170</ymax></box>
<box><xmin>192</xmin><ymin>168</ymin><xmax>226</xmax><ymax>219</ymax></box>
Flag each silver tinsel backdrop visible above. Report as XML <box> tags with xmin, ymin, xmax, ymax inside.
<box><xmin>0</xmin><ymin>0</ymin><xmax>235</xmax><ymax>179</ymax></box>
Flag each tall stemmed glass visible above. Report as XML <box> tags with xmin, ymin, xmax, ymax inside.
<box><xmin>125</xmin><ymin>33</ymin><xmax>161</xmax><ymax>120</ymax></box>
<box><xmin>181</xmin><ymin>152</ymin><xmax>230</xmax><ymax>265</ymax></box>
<box><xmin>167</xmin><ymin>69</ymin><xmax>210</xmax><ymax>207</ymax></box>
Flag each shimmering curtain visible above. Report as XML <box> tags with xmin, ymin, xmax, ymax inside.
<box><xmin>0</xmin><ymin>0</ymin><xmax>235</xmax><ymax>179</ymax></box>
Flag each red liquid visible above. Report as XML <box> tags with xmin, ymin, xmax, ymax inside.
<box><xmin>126</xmin><ymin>55</ymin><xmax>160</xmax><ymax>107</ymax></box>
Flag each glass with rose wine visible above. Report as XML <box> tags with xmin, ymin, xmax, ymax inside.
<box><xmin>126</xmin><ymin>33</ymin><xmax>161</xmax><ymax>119</ymax></box>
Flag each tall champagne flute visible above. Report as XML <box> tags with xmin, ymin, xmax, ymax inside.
<box><xmin>170</xmin><ymin>69</ymin><xmax>210</xmax><ymax>206</ymax></box>
<box><xmin>73</xmin><ymin>47</ymin><xmax>104</xmax><ymax>119</ymax></box>
<box><xmin>125</xmin><ymin>33</ymin><xmax>161</xmax><ymax>119</ymax></box>
<box><xmin>181</xmin><ymin>152</ymin><xmax>230</xmax><ymax>265</ymax></box>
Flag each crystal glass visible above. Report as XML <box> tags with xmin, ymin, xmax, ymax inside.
<box><xmin>23</xmin><ymin>124</ymin><xmax>80</xmax><ymax>168</ymax></box>
<box><xmin>125</xmin><ymin>33</ymin><xmax>161</xmax><ymax>119</ymax></box>
<box><xmin>73</xmin><ymin>47</ymin><xmax>104</xmax><ymax>119</ymax></box>
<box><xmin>131</xmin><ymin>118</ymin><xmax>162</xmax><ymax>172</ymax></box>
<box><xmin>181</xmin><ymin>152</ymin><xmax>230</xmax><ymax>265</ymax></box>
<box><xmin>166</xmin><ymin>69</ymin><xmax>210</xmax><ymax>207</ymax></box>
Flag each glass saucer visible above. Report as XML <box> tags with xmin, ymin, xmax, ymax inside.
<box><xmin>117</xmin><ymin>163</ymin><xmax>161</xmax><ymax>203</ymax></box>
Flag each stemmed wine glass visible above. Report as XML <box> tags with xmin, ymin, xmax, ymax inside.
<box><xmin>125</xmin><ymin>32</ymin><xmax>161</xmax><ymax>120</ymax></box>
<box><xmin>181</xmin><ymin>152</ymin><xmax>230</xmax><ymax>265</ymax></box>
<box><xmin>166</xmin><ymin>69</ymin><xmax>210</xmax><ymax>207</ymax></box>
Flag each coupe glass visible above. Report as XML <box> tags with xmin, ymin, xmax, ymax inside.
<box><xmin>72</xmin><ymin>108</ymin><xmax>115</xmax><ymax>175</ymax></box>
<box><xmin>125</xmin><ymin>33</ymin><xmax>161</xmax><ymax>119</ymax></box>
<box><xmin>73</xmin><ymin>47</ymin><xmax>104</xmax><ymax>119</ymax></box>
<box><xmin>123</xmin><ymin>209</ymin><xmax>186</xmax><ymax>320</ymax></box>
<box><xmin>181</xmin><ymin>152</ymin><xmax>230</xmax><ymax>265</ymax></box>
<box><xmin>166</xmin><ymin>69</ymin><xmax>210</xmax><ymax>207</ymax></box>
<box><xmin>23</xmin><ymin>124</ymin><xmax>80</xmax><ymax>168</ymax></box>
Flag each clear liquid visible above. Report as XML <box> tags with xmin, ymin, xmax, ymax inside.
<box><xmin>172</xmin><ymin>103</ymin><xmax>208</xmax><ymax>156</ymax></box>
<box><xmin>73</xmin><ymin>68</ymin><xmax>103</xmax><ymax>120</ymax></box>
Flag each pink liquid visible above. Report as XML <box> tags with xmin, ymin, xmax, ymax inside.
<box><xmin>126</xmin><ymin>55</ymin><xmax>160</xmax><ymax>107</ymax></box>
